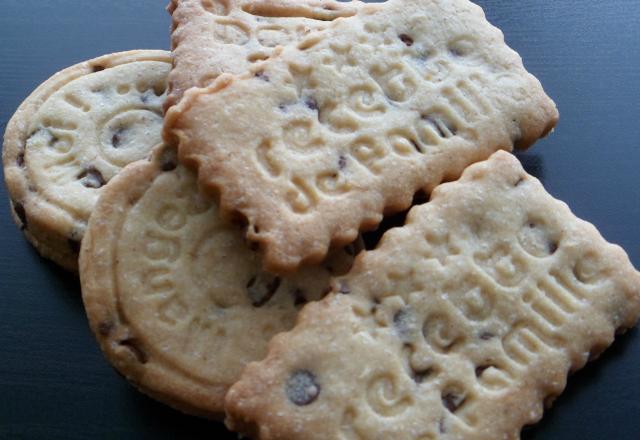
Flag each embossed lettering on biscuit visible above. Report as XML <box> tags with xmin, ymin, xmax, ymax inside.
<box><xmin>79</xmin><ymin>148</ymin><xmax>360</xmax><ymax>417</ymax></box>
<box><xmin>224</xmin><ymin>152</ymin><xmax>640</xmax><ymax>440</ymax></box>
<box><xmin>3</xmin><ymin>50</ymin><xmax>171</xmax><ymax>271</ymax></box>
<box><xmin>165</xmin><ymin>0</ymin><xmax>358</xmax><ymax>110</ymax></box>
<box><xmin>166</xmin><ymin>0</ymin><xmax>559</xmax><ymax>272</ymax></box>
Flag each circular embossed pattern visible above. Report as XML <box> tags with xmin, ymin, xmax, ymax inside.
<box><xmin>3</xmin><ymin>50</ymin><xmax>171</xmax><ymax>271</ymax></box>
<box><xmin>79</xmin><ymin>145</ymin><xmax>360</xmax><ymax>418</ymax></box>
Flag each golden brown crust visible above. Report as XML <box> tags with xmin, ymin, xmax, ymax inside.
<box><xmin>79</xmin><ymin>148</ymin><xmax>228</xmax><ymax>417</ymax></box>
<box><xmin>3</xmin><ymin>50</ymin><xmax>171</xmax><ymax>271</ymax></box>
<box><xmin>165</xmin><ymin>0</ymin><xmax>559</xmax><ymax>273</ymax></box>
<box><xmin>225</xmin><ymin>151</ymin><xmax>640</xmax><ymax>440</ymax></box>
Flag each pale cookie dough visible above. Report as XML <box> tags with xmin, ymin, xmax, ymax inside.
<box><xmin>79</xmin><ymin>144</ymin><xmax>360</xmax><ymax>418</ymax></box>
<box><xmin>3</xmin><ymin>50</ymin><xmax>170</xmax><ymax>271</ymax></box>
<box><xmin>225</xmin><ymin>151</ymin><xmax>640</xmax><ymax>440</ymax></box>
<box><xmin>164</xmin><ymin>0</ymin><xmax>361</xmax><ymax>113</ymax></box>
<box><xmin>166</xmin><ymin>0</ymin><xmax>559</xmax><ymax>272</ymax></box>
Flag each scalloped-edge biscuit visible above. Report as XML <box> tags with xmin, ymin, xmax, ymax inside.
<box><xmin>79</xmin><ymin>144</ymin><xmax>360</xmax><ymax>418</ymax></box>
<box><xmin>225</xmin><ymin>151</ymin><xmax>640</xmax><ymax>440</ymax></box>
<box><xmin>164</xmin><ymin>0</ymin><xmax>361</xmax><ymax>113</ymax></box>
<box><xmin>165</xmin><ymin>0</ymin><xmax>559</xmax><ymax>272</ymax></box>
<box><xmin>3</xmin><ymin>50</ymin><xmax>171</xmax><ymax>271</ymax></box>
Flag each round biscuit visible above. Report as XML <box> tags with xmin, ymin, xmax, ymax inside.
<box><xmin>3</xmin><ymin>50</ymin><xmax>171</xmax><ymax>271</ymax></box>
<box><xmin>79</xmin><ymin>144</ymin><xmax>361</xmax><ymax>418</ymax></box>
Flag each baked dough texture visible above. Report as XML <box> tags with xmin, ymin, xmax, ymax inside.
<box><xmin>165</xmin><ymin>0</ymin><xmax>361</xmax><ymax>112</ymax></box>
<box><xmin>165</xmin><ymin>0</ymin><xmax>559</xmax><ymax>272</ymax></box>
<box><xmin>80</xmin><ymin>144</ymin><xmax>359</xmax><ymax>418</ymax></box>
<box><xmin>3</xmin><ymin>50</ymin><xmax>170</xmax><ymax>270</ymax></box>
<box><xmin>225</xmin><ymin>151</ymin><xmax>640</xmax><ymax>440</ymax></box>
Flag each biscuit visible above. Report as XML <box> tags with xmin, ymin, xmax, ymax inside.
<box><xmin>165</xmin><ymin>0</ymin><xmax>559</xmax><ymax>272</ymax></box>
<box><xmin>79</xmin><ymin>144</ymin><xmax>360</xmax><ymax>418</ymax></box>
<box><xmin>3</xmin><ymin>50</ymin><xmax>170</xmax><ymax>271</ymax></box>
<box><xmin>164</xmin><ymin>0</ymin><xmax>360</xmax><ymax>112</ymax></box>
<box><xmin>225</xmin><ymin>151</ymin><xmax>640</xmax><ymax>439</ymax></box>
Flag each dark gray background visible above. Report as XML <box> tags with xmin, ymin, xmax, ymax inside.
<box><xmin>1</xmin><ymin>1</ymin><xmax>639</xmax><ymax>438</ymax></box>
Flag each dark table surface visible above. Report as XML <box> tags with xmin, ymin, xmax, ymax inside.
<box><xmin>1</xmin><ymin>1</ymin><xmax>639</xmax><ymax>438</ymax></box>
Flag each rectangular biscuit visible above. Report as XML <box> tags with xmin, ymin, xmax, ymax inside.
<box><xmin>164</xmin><ymin>0</ymin><xmax>360</xmax><ymax>112</ymax></box>
<box><xmin>224</xmin><ymin>151</ymin><xmax>640</xmax><ymax>440</ymax></box>
<box><xmin>165</xmin><ymin>0</ymin><xmax>559</xmax><ymax>272</ymax></box>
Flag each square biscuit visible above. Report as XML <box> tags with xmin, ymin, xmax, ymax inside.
<box><xmin>165</xmin><ymin>0</ymin><xmax>559</xmax><ymax>272</ymax></box>
<box><xmin>224</xmin><ymin>151</ymin><xmax>640</xmax><ymax>440</ymax></box>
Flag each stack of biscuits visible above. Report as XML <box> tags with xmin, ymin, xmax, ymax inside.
<box><xmin>4</xmin><ymin>0</ymin><xmax>640</xmax><ymax>438</ymax></box>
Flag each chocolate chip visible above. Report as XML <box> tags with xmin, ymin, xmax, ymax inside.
<box><xmin>68</xmin><ymin>238</ymin><xmax>81</xmax><ymax>255</ymax></box>
<box><xmin>119</xmin><ymin>338</ymin><xmax>148</xmax><ymax>364</ymax></box>
<box><xmin>305</xmin><ymin>97</ymin><xmax>318</xmax><ymax>111</ymax></box>
<box><xmin>77</xmin><ymin>167</ymin><xmax>106</xmax><ymax>189</ymax></box>
<box><xmin>247</xmin><ymin>274</ymin><xmax>281</xmax><ymax>307</ymax></box>
<box><xmin>111</xmin><ymin>133</ymin><xmax>121</xmax><ymax>148</ymax></box>
<box><xmin>338</xmin><ymin>155</ymin><xmax>347</xmax><ymax>170</ymax></box>
<box><xmin>548</xmin><ymin>241</ymin><xmax>559</xmax><ymax>254</ymax></box>
<box><xmin>255</xmin><ymin>70</ymin><xmax>269</xmax><ymax>81</ymax></box>
<box><xmin>12</xmin><ymin>201</ymin><xmax>27</xmax><ymax>229</ymax></box>
<box><xmin>442</xmin><ymin>392</ymin><xmax>466</xmax><ymax>413</ymax></box>
<box><xmin>98</xmin><ymin>321</ymin><xmax>114</xmax><ymax>337</ymax></box>
<box><xmin>286</xmin><ymin>370</ymin><xmax>320</xmax><ymax>406</ymax></box>
<box><xmin>393</xmin><ymin>307</ymin><xmax>416</xmax><ymax>339</ymax></box>
<box><xmin>399</xmin><ymin>34</ymin><xmax>414</xmax><ymax>46</ymax></box>
<box><xmin>92</xmin><ymin>65</ymin><xmax>105</xmax><ymax>73</ymax></box>
<box><xmin>337</xmin><ymin>281</ymin><xmax>351</xmax><ymax>294</ymax></box>
<box><xmin>111</xmin><ymin>128</ymin><xmax>124</xmax><ymax>148</ymax></box>
<box><xmin>479</xmin><ymin>331</ymin><xmax>494</xmax><ymax>341</ymax></box>
<box><xmin>16</xmin><ymin>152</ymin><xmax>25</xmax><ymax>168</ymax></box>
<box><xmin>411</xmin><ymin>139</ymin><xmax>422</xmax><ymax>153</ymax></box>
<box><xmin>514</xmin><ymin>176</ymin><xmax>525</xmax><ymax>187</ymax></box>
